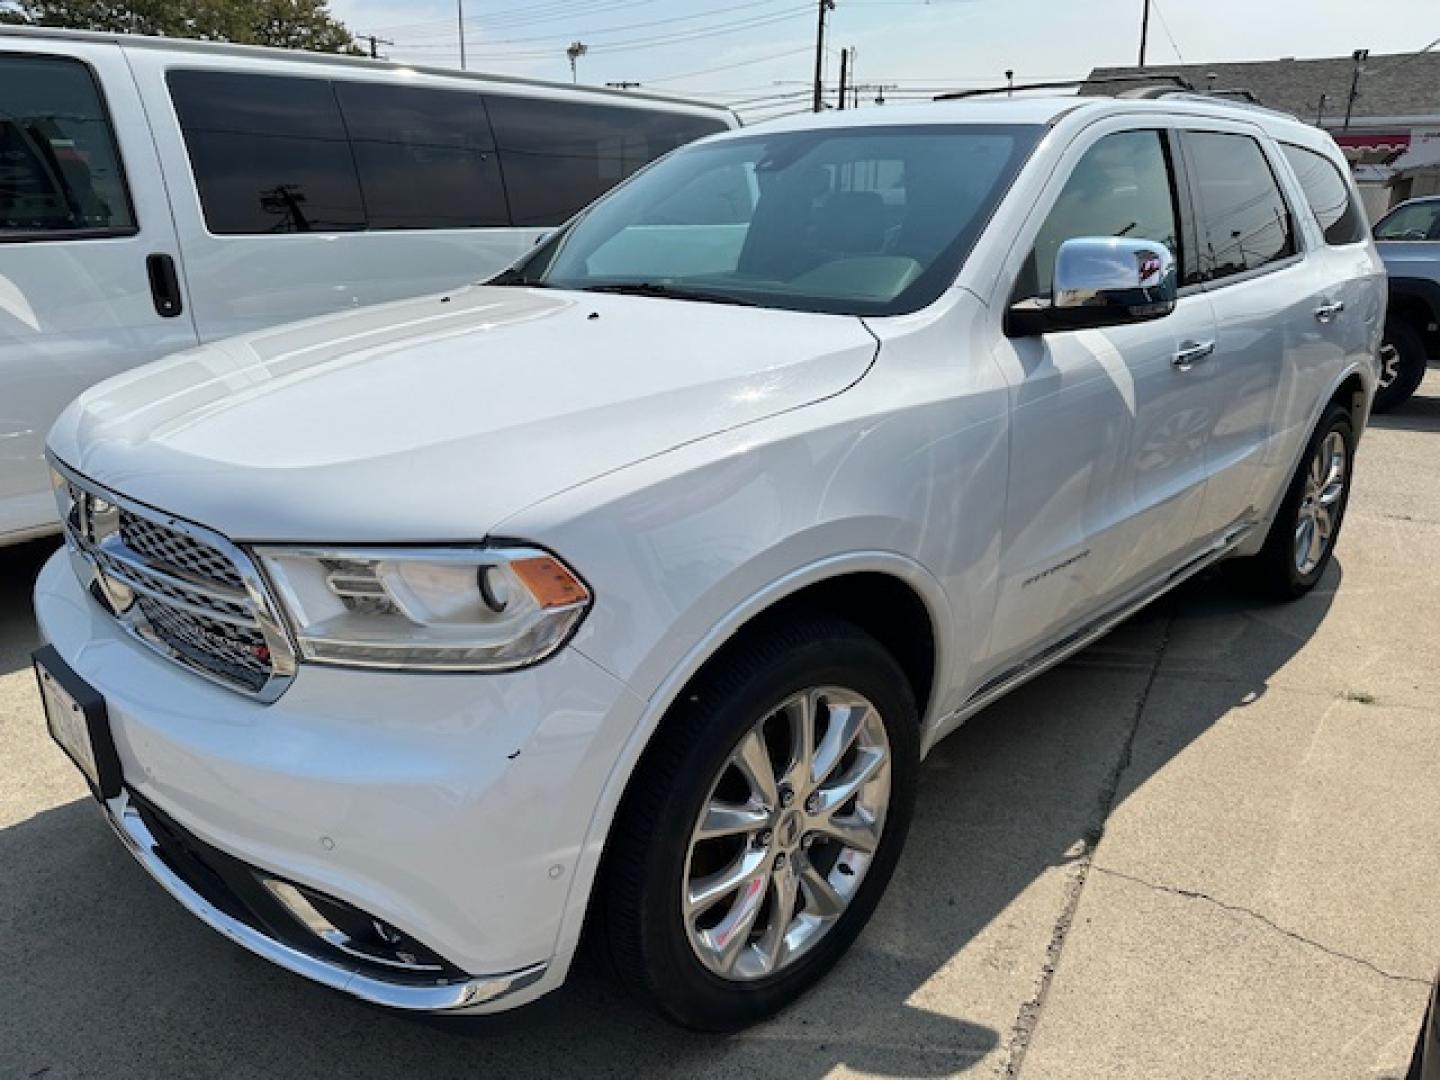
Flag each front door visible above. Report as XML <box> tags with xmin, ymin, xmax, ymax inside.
<box><xmin>0</xmin><ymin>41</ymin><xmax>197</xmax><ymax>538</ymax></box>
<box><xmin>983</xmin><ymin>125</ymin><xmax>1218</xmax><ymax>677</ymax></box>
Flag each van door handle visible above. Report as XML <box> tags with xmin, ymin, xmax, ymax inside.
<box><xmin>1314</xmin><ymin>300</ymin><xmax>1345</xmax><ymax>323</ymax></box>
<box><xmin>145</xmin><ymin>253</ymin><xmax>183</xmax><ymax>318</ymax></box>
<box><xmin>1171</xmin><ymin>340</ymin><xmax>1215</xmax><ymax>371</ymax></box>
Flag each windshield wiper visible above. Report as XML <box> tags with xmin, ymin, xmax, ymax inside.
<box><xmin>576</xmin><ymin>282</ymin><xmax>761</xmax><ymax>307</ymax></box>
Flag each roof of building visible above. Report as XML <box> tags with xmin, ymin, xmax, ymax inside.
<box><xmin>1083</xmin><ymin>52</ymin><xmax>1440</xmax><ymax>124</ymax></box>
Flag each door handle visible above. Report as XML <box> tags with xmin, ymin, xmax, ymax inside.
<box><xmin>1171</xmin><ymin>340</ymin><xmax>1215</xmax><ymax>371</ymax></box>
<box><xmin>145</xmin><ymin>253</ymin><xmax>183</xmax><ymax>318</ymax></box>
<box><xmin>1314</xmin><ymin>300</ymin><xmax>1345</xmax><ymax>324</ymax></box>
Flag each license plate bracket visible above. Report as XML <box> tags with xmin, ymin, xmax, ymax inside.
<box><xmin>34</xmin><ymin>645</ymin><xmax>122</xmax><ymax>801</ymax></box>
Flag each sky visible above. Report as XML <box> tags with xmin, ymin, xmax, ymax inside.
<box><xmin>324</xmin><ymin>0</ymin><xmax>1440</xmax><ymax>122</ymax></box>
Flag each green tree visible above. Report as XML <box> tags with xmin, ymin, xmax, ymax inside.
<box><xmin>0</xmin><ymin>0</ymin><xmax>363</xmax><ymax>53</ymax></box>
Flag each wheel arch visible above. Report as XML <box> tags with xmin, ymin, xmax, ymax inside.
<box><xmin>550</xmin><ymin>551</ymin><xmax>954</xmax><ymax>979</ymax></box>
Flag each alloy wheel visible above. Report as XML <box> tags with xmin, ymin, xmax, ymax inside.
<box><xmin>681</xmin><ymin>687</ymin><xmax>891</xmax><ymax>982</ymax></box>
<box><xmin>1294</xmin><ymin>430</ymin><xmax>1347</xmax><ymax>576</ymax></box>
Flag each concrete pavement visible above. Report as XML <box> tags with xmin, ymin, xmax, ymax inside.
<box><xmin>1</xmin><ymin>374</ymin><xmax>1437</xmax><ymax>1078</ymax></box>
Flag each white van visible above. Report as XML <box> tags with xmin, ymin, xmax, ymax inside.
<box><xmin>0</xmin><ymin>26</ymin><xmax>736</xmax><ymax>544</ymax></box>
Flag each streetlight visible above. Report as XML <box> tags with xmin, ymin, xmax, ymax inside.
<box><xmin>567</xmin><ymin>41</ymin><xmax>588</xmax><ymax>83</ymax></box>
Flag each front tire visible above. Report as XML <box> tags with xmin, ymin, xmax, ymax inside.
<box><xmin>1238</xmin><ymin>402</ymin><xmax>1355</xmax><ymax>601</ymax></box>
<box><xmin>597</xmin><ymin>617</ymin><xmax>919</xmax><ymax>1031</ymax></box>
<box><xmin>1374</xmin><ymin>316</ymin><xmax>1427</xmax><ymax>413</ymax></box>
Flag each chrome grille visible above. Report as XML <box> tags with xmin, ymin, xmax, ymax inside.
<box><xmin>53</xmin><ymin>464</ymin><xmax>296</xmax><ymax>701</ymax></box>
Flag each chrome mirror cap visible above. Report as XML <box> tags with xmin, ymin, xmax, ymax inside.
<box><xmin>1008</xmin><ymin>236</ymin><xmax>1178</xmax><ymax>336</ymax></box>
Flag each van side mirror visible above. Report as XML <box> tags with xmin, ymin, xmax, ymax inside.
<box><xmin>1006</xmin><ymin>237</ymin><xmax>1177</xmax><ymax>337</ymax></box>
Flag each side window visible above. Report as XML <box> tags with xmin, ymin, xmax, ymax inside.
<box><xmin>486</xmin><ymin>95</ymin><xmax>728</xmax><ymax>226</ymax></box>
<box><xmin>333</xmin><ymin>81</ymin><xmax>508</xmax><ymax>230</ymax></box>
<box><xmin>1280</xmin><ymin>143</ymin><xmax>1366</xmax><ymax>246</ymax></box>
<box><xmin>0</xmin><ymin>54</ymin><xmax>135</xmax><ymax>238</ymax></box>
<box><xmin>1374</xmin><ymin>200</ymin><xmax>1440</xmax><ymax>242</ymax></box>
<box><xmin>168</xmin><ymin>70</ymin><xmax>365</xmax><ymax>234</ymax></box>
<box><xmin>1183</xmin><ymin>131</ymin><xmax>1295</xmax><ymax>282</ymax></box>
<box><xmin>1017</xmin><ymin>129</ymin><xmax>1179</xmax><ymax>300</ymax></box>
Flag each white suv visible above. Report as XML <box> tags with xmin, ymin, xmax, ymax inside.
<box><xmin>33</xmin><ymin>93</ymin><xmax>1383</xmax><ymax>1030</ymax></box>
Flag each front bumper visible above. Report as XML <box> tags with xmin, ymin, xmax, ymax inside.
<box><xmin>35</xmin><ymin>550</ymin><xmax>642</xmax><ymax>1012</ymax></box>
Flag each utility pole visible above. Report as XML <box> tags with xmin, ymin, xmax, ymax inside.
<box><xmin>457</xmin><ymin>0</ymin><xmax>466</xmax><ymax>70</ymax></box>
<box><xmin>1315</xmin><ymin>92</ymin><xmax>1329</xmax><ymax>127</ymax></box>
<box><xmin>606</xmin><ymin>81</ymin><xmax>642</xmax><ymax>89</ymax></box>
<box><xmin>1005</xmin><ymin>68</ymin><xmax>1014</xmax><ymax>96</ymax></box>
<box><xmin>362</xmin><ymin>34</ymin><xmax>394</xmax><ymax>59</ymax></box>
<box><xmin>1343</xmin><ymin>48</ymin><xmax>1369</xmax><ymax>131</ymax></box>
<box><xmin>837</xmin><ymin>47</ymin><xmax>849</xmax><ymax>110</ymax></box>
<box><xmin>812</xmin><ymin>0</ymin><xmax>835</xmax><ymax>112</ymax></box>
<box><xmin>1137</xmin><ymin>0</ymin><xmax>1150</xmax><ymax>66</ymax></box>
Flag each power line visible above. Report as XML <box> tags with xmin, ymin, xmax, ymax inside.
<box><xmin>396</xmin><ymin>0</ymin><xmax>802</xmax><ymax>50</ymax></box>
<box><xmin>396</xmin><ymin>9</ymin><xmax>812</xmax><ymax>60</ymax></box>
<box><xmin>644</xmin><ymin>46</ymin><xmax>815</xmax><ymax>84</ymax></box>
<box><xmin>1149</xmin><ymin>0</ymin><xmax>1184</xmax><ymax>63</ymax></box>
<box><xmin>371</xmin><ymin>0</ymin><xmax>661</xmax><ymax>36</ymax></box>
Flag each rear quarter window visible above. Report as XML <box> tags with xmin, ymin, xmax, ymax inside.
<box><xmin>1279</xmin><ymin>142</ymin><xmax>1367</xmax><ymax>246</ymax></box>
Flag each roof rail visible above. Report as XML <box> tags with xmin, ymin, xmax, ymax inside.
<box><xmin>934</xmin><ymin>73</ymin><xmax>1192</xmax><ymax>101</ymax></box>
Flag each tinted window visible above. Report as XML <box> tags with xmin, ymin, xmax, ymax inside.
<box><xmin>1016</xmin><ymin>130</ymin><xmax>1178</xmax><ymax>301</ymax></box>
<box><xmin>487</xmin><ymin>96</ymin><xmax>728</xmax><ymax>226</ymax></box>
<box><xmin>1280</xmin><ymin>143</ymin><xmax>1366</xmax><ymax>246</ymax></box>
<box><xmin>334</xmin><ymin>81</ymin><xmax>508</xmax><ymax>230</ymax></box>
<box><xmin>169</xmin><ymin>70</ymin><xmax>365</xmax><ymax>234</ymax></box>
<box><xmin>1374</xmin><ymin>200</ymin><xmax>1440</xmax><ymax>242</ymax></box>
<box><xmin>1185</xmin><ymin>131</ymin><xmax>1294</xmax><ymax>282</ymax></box>
<box><xmin>498</xmin><ymin>124</ymin><xmax>1042</xmax><ymax>316</ymax></box>
<box><xmin>0</xmin><ymin>54</ymin><xmax>134</xmax><ymax>237</ymax></box>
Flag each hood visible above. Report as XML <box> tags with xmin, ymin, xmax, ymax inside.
<box><xmin>49</xmin><ymin>285</ymin><xmax>878</xmax><ymax>542</ymax></box>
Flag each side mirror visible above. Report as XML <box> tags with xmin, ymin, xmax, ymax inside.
<box><xmin>1007</xmin><ymin>237</ymin><xmax>1178</xmax><ymax>337</ymax></box>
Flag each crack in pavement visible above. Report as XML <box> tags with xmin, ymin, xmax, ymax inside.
<box><xmin>1088</xmin><ymin>863</ymin><xmax>1433</xmax><ymax>987</ymax></box>
<box><xmin>999</xmin><ymin>603</ymin><xmax>1178</xmax><ymax>1079</ymax></box>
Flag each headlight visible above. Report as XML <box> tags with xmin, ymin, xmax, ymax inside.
<box><xmin>255</xmin><ymin>546</ymin><xmax>590</xmax><ymax>671</ymax></box>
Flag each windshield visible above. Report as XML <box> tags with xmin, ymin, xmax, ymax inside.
<box><xmin>494</xmin><ymin>123</ymin><xmax>1043</xmax><ymax>316</ymax></box>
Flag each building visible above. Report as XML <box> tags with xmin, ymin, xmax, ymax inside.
<box><xmin>1083</xmin><ymin>52</ymin><xmax>1440</xmax><ymax>219</ymax></box>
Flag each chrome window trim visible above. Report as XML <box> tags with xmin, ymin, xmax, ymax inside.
<box><xmin>49</xmin><ymin>455</ymin><xmax>297</xmax><ymax>703</ymax></box>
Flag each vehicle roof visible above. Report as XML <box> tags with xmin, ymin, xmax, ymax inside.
<box><xmin>743</xmin><ymin>92</ymin><xmax>1325</xmax><ymax>142</ymax></box>
<box><xmin>0</xmin><ymin>24</ymin><xmax>733</xmax><ymax>115</ymax></box>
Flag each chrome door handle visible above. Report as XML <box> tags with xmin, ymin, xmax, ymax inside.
<box><xmin>1314</xmin><ymin>300</ymin><xmax>1345</xmax><ymax>323</ymax></box>
<box><xmin>1171</xmin><ymin>340</ymin><xmax>1215</xmax><ymax>371</ymax></box>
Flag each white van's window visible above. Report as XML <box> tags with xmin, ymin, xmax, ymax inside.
<box><xmin>1184</xmin><ymin>131</ymin><xmax>1295</xmax><ymax>282</ymax></box>
<box><xmin>0</xmin><ymin>54</ymin><xmax>135</xmax><ymax>238</ymax></box>
<box><xmin>1280</xmin><ymin>143</ymin><xmax>1367</xmax><ymax>247</ymax></box>
<box><xmin>486</xmin><ymin>95</ymin><xmax>730</xmax><ymax>227</ymax></box>
<box><xmin>497</xmin><ymin>123</ymin><xmax>1042</xmax><ymax>316</ymax></box>
<box><xmin>169</xmin><ymin>70</ymin><xmax>365</xmax><ymax>234</ymax></box>
<box><xmin>334</xmin><ymin>81</ymin><xmax>508</xmax><ymax>230</ymax></box>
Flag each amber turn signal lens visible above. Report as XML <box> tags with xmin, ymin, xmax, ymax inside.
<box><xmin>511</xmin><ymin>555</ymin><xmax>589</xmax><ymax>609</ymax></box>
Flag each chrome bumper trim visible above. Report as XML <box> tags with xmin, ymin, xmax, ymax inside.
<box><xmin>104</xmin><ymin>791</ymin><xmax>546</xmax><ymax>1011</ymax></box>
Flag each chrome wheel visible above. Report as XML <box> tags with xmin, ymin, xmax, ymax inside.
<box><xmin>681</xmin><ymin>687</ymin><xmax>891</xmax><ymax>982</ymax></box>
<box><xmin>1378</xmin><ymin>342</ymin><xmax>1401</xmax><ymax>389</ymax></box>
<box><xmin>1294</xmin><ymin>430</ymin><xmax>1347</xmax><ymax>576</ymax></box>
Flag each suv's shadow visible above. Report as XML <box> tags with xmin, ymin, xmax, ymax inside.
<box><xmin>1369</xmin><ymin>388</ymin><xmax>1440</xmax><ymax>434</ymax></box>
<box><xmin>0</xmin><ymin>549</ymin><xmax>1340</xmax><ymax>1078</ymax></box>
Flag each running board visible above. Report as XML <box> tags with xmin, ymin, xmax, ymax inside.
<box><xmin>941</xmin><ymin>522</ymin><xmax>1255</xmax><ymax>735</ymax></box>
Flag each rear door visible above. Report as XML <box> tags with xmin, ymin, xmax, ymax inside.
<box><xmin>0</xmin><ymin>41</ymin><xmax>196</xmax><ymax>539</ymax></box>
<box><xmin>1177</xmin><ymin>125</ymin><xmax>1327</xmax><ymax>543</ymax></box>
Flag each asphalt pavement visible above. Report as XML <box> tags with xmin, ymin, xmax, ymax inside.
<box><xmin>2</xmin><ymin>372</ymin><xmax>1438</xmax><ymax>1079</ymax></box>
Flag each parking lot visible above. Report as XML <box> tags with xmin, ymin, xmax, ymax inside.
<box><xmin>0</xmin><ymin>373</ymin><xmax>1436</xmax><ymax>1079</ymax></box>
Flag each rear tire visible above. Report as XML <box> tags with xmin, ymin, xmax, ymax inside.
<box><xmin>597</xmin><ymin>617</ymin><xmax>919</xmax><ymax>1031</ymax></box>
<box><xmin>1374</xmin><ymin>316</ymin><xmax>1427</xmax><ymax>413</ymax></box>
<box><xmin>1235</xmin><ymin>402</ymin><xmax>1354</xmax><ymax>601</ymax></box>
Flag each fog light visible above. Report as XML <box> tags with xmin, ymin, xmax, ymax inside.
<box><xmin>261</xmin><ymin>877</ymin><xmax>447</xmax><ymax>975</ymax></box>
